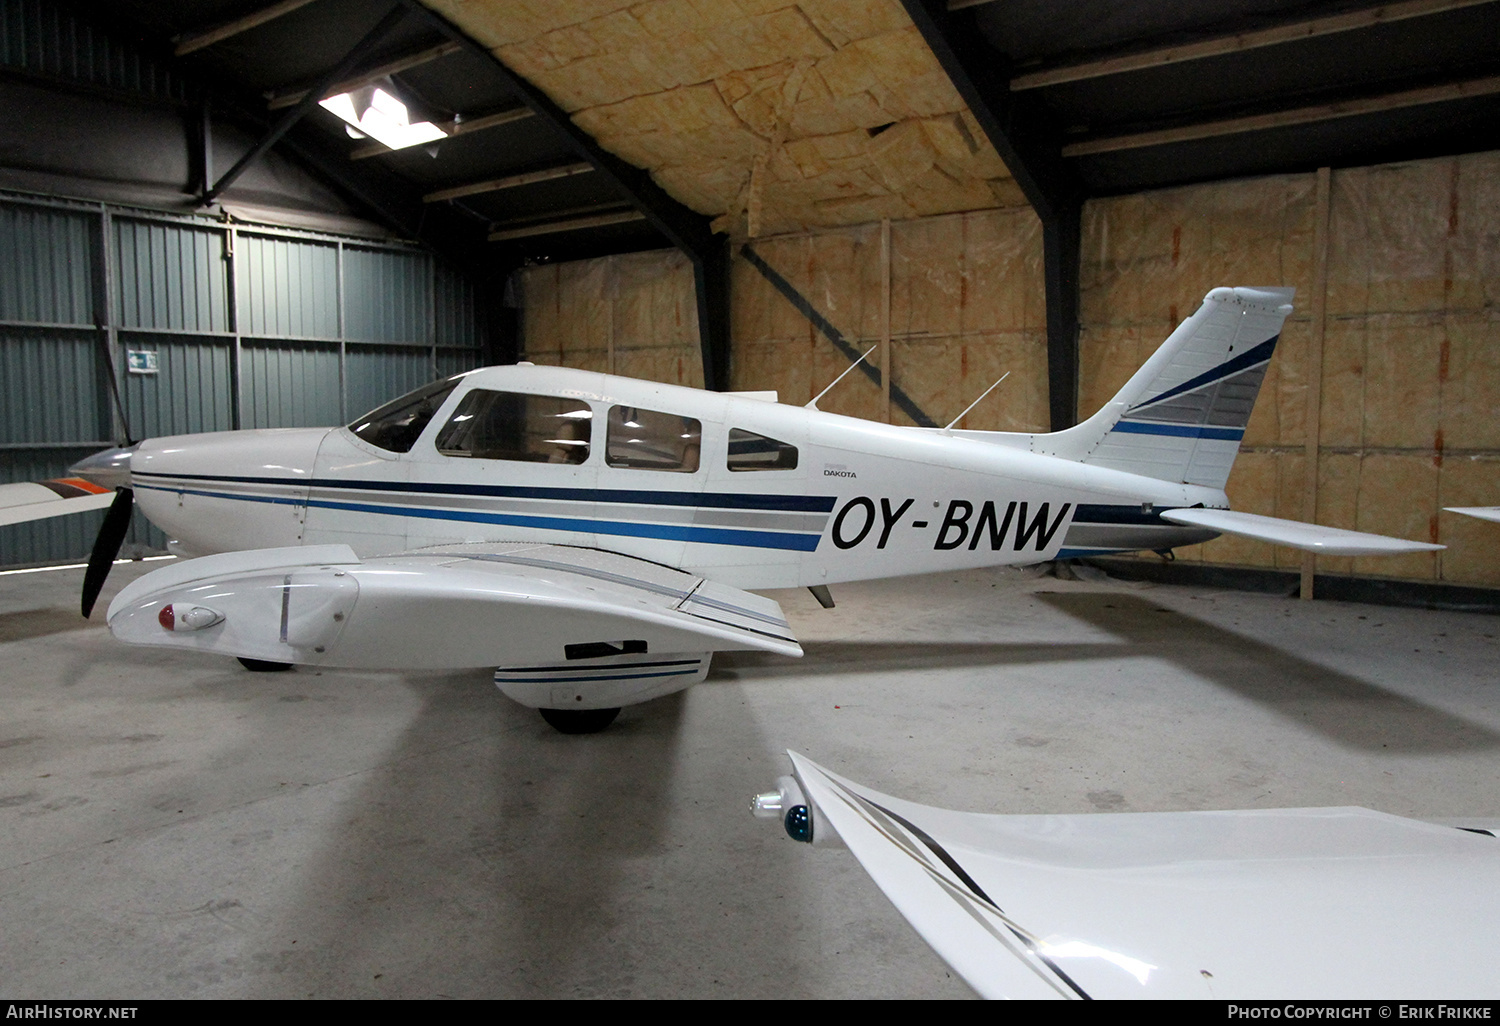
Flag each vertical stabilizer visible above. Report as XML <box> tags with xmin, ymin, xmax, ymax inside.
<box><xmin>1038</xmin><ymin>287</ymin><xmax>1293</xmax><ymax>489</ymax></box>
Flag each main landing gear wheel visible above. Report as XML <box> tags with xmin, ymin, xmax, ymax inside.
<box><xmin>238</xmin><ymin>657</ymin><xmax>293</xmax><ymax>672</ymax></box>
<box><xmin>539</xmin><ymin>707</ymin><xmax>621</xmax><ymax>734</ymax></box>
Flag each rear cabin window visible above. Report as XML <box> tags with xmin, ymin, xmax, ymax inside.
<box><xmin>727</xmin><ymin>428</ymin><xmax>798</xmax><ymax>471</ymax></box>
<box><xmin>349</xmin><ymin>377</ymin><xmax>459</xmax><ymax>453</ymax></box>
<box><xmin>606</xmin><ymin>405</ymin><xmax>701</xmax><ymax>472</ymax></box>
<box><xmin>435</xmin><ymin>390</ymin><xmax>592</xmax><ymax>464</ymax></box>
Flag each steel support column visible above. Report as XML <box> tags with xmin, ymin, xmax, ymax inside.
<box><xmin>692</xmin><ymin>239</ymin><xmax>731</xmax><ymax>392</ymax></box>
<box><xmin>901</xmin><ymin>0</ymin><xmax>1085</xmax><ymax>428</ymax></box>
<box><xmin>1042</xmin><ymin>203</ymin><xmax>1080</xmax><ymax>433</ymax></box>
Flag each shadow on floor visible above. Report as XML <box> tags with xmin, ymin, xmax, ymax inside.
<box><xmin>0</xmin><ymin>607</ymin><xmax>92</xmax><ymax>643</ymax></box>
<box><xmin>231</xmin><ymin>672</ymin><xmax>811</xmax><ymax>998</ymax></box>
<box><xmin>1034</xmin><ymin>591</ymin><xmax>1499</xmax><ymax>754</ymax></box>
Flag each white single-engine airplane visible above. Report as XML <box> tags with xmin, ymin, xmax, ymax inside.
<box><xmin>1</xmin><ymin>286</ymin><xmax>1441</xmax><ymax>731</ymax></box>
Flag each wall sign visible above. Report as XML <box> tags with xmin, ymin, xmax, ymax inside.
<box><xmin>126</xmin><ymin>349</ymin><xmax>159</xmax><ymax>375</ymax></box>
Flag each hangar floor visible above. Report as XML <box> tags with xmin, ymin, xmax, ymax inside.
<box><xmin>2</xmin><ymin>559</ymin><xmax>1498</xmax><ymax>999</ymax></box>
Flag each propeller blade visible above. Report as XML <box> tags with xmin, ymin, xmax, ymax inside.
<box><xmin>82</xmin><ymin>486</ymin><xmax>133</xmax><ymax>618</ymax></box>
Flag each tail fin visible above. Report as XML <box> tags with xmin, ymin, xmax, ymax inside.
<box><xmin>1039</xmin><ymin>286</ymin><xmax>1293</xmax><ymax>489</ymax></box>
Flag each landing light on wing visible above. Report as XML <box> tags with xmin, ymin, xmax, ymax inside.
<box><xmin>157</xmin><ymin>604</ymin><xmax>224</xmax><ymax>632</ymax></box>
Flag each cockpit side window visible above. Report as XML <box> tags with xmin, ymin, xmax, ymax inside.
<box><xmin>727</xmin><ymin>428</ymin><xmax>798</xmax><ymax>471</ymax></box>
<box><xmin>605</xmin><ymin>405</ymin><xmax>700</xmax><ymax>472</ymax></box>
<box><xmin>349</xmin><ymin>377</ymin><xmax>459</xmax><ymax>453</ymax></box>
<box><xmin>435</xmin><ymin>390</ymin><xmax>592</xmax><ymax>464</ymax></box>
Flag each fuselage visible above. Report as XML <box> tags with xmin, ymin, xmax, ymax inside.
<box><xmin>126</xmin><ymin>365</ymin><xmax>1223</xmax><ymax>590</ymax></box>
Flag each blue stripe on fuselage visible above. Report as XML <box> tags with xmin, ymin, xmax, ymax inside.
<box><xmin>133</xmin><ymin>471</ymin><xmax>836</xmax><ymax>513</ymax></box>
<box><xmin>135</xmin><ymin>483</ymin><xmax>823</xmax><ymax>552</ymax></box>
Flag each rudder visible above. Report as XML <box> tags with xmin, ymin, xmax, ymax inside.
<box><xmin>1040</xmin><ymin>286</ymin><xmax>1293</xmax><ymax>489</ymax></box>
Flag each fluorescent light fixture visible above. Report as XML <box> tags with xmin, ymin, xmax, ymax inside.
<box><xmin>320</xmin><ymin>86</ymin><xmax>446</xmax><ymax>151</ymax></box>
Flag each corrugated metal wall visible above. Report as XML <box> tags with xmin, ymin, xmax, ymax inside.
<box><xmin>0</xmin><ymin>0</ymin><xmax>190</xmax><ymax>104</ymax></box>
<box><xmin>0</xmin><ymin>193</ymin><xmax>486</xmax><ymax>567</ymax></box>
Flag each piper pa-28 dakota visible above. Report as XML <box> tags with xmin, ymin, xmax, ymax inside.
<box><xmin>1</xmin><ymin>286</ymin><xmax>1442</xmax><ymax>732</ymax></box>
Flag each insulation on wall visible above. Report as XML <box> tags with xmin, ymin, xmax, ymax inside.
<box><xmin>1080</xmin><ymin>152</ymin><xmax>1500</xmax><ymax>588</ymax></box>
<box><xmin>732</xmin><ymin>207</ymin><xmax>1047</xmax><ymax>430</ymax></box>
<box><xmin>524</xmin><ymin>149</ymin><xmax>1500</xmax><ymax>591</ymax></box>
<box><xmin>521</xmin><ymin>207</ymin><xmax>1049</xmax><ymax>432</ymax></box>
<box><xmin>522</xmin><ymin>248</ymin><xmax>704</xmax><ymax>388</ymax></box>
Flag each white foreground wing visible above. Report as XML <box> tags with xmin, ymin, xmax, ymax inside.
<box><xmin>106</xmin><ymin>542</ymin><xmax>801</xmax><ymax>668</ymax></box>
<box><xmin>0</xmin><ymin>478</ymin><xmax>116</xmax><ymax>527</ymax></box>
<box><xmin>1446</xmin><ymin>506</ymin><xmax>1500</xmax><ymax>523</ymax></box>
<box><xmin>1160</xmin><ymin>507</ymin><xmax>1443</xmax><ymax>555</ymax></box>
<box><xmin>788</xmin><ymin>752</ymin><xmax>1500</xmax><ymax>1000</ymax></box>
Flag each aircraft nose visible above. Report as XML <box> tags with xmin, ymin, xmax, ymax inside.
<box><xmin>69</xmin><ymin>443</ymin><xmax>138</xmax><ymax>489</ymax></box>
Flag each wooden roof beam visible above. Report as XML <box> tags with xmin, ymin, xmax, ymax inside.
<box><xmin>267</xmin><ymin>39</ymin><xmax>460</xmax><ymax>109</ymax></box>
<box><xmin>424</xmin><ymin>162</ymin><xmax>594</xmax><ymax>203</ymax></box>
<box><xmin>488</xmin><ymin>209</ymin><xmax>645</xmax><ymax>242</ymax></box>
<box><xmin>1062</xmin><ymin>72</ymin><xmax>1500</xmax><ymax>156</ymax></box>
<box><xmin>174</xmin><ymin>0</ymin><xmax>320</xmax><ymax>56</ymax></box>
<box><xmin>1013</xmin><ymin>0</ymin><xmax>1497</xmax><ymax>91</ymax></box>
<box><xmin>349</xmin><ymin>106</ymin><xmax>535</xmax><ymax>159</ymax></box>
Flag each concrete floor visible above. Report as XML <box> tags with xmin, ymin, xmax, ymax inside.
<box><xmin>2</xmin><ymin>558</ymin><xmax>1498</xmax><ymax>998</ymax></box>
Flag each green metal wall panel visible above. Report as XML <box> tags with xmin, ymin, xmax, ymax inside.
<box><xmin>237</xmin><ymin>234</ymin><xmax>339</xmax><ymax>339</ymax></box>
<box><xmin>113</xmin><ymin>219</ymin><xmax>228</xmax><ymax>333</ymax></box>
<box><xmin>0</xmin><ymin>327</ymin><xmax>107</xmax><ymax>444</ymax></box>
<box><xmin>435</xmin><ymin>346</ymin><xmax>484</xmax><ymax>379</ymax></box>
<box><xmin>119</xmin><ymin>334</ymin><xmax>233</xmax><ymax>439</ymax></box>
<box><xmin>435</xmin><ymin>261</ymin><xmax>479</xmax><ymax>349</ymax></box>
<box><xmin>346</xmin><ymin>345</ymin><xmax>437</xmax><ymax>420</ymax></box>
<box><xmin>0</xmin><ymin>204</ymin><xmax>94</xmax><ymax>325</ymax></box>
<box><xmin>241</xmin><ymin>341</ymin><xmax>341</xmax><ymax>428</ymax></box>
<box><xmin>0</xmin><ymin>196</ymin><xmax>486</xmax><ymax>567</ymax></box>
<box><xmin>344</xmin><ymin>246</ymin><xmax>431</xmax><ymax>344</ymax></box>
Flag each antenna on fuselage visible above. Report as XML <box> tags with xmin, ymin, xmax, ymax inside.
<box><xmin>942</xmin><ymin>371</ymin><xmax>1010</xmax><ymax>433</ymax></box>
<box><xmin>806</xmin><ymin>345</ymin><xmax>877</xmax><ymax>410</ymax></box>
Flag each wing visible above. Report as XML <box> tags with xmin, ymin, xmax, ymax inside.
<box><xmin>785</xmin><ymin>752</ymin><xmax>1500</xmax><ymax>1000</ymax></box>
<box><xmin>0</xmin><ymin>478</ymin><xmax>117</xmax><ymax>527</ymax></box>
<box><xmin>1159</xmin><ymin>507</ymin><xmax>1444</xmax><ymax>555</ymax></box>
<box><xmin>1446</xmin><ymin>506</ymin><xmax>1500</xmax><ymax>523</ymax></box>
<box><xmin>104</xmin><ymin>541</ymin><xmax>801</xmax><ymax>670</ymax></box>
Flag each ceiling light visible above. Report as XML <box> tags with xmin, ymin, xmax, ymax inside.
<box><xmin>320</xmin><ymin>86</ymin><xmax>446</xmax><ymax>151</ymax></box>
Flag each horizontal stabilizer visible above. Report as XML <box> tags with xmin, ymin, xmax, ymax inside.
<box><xmin>107</xmin><ymin>541</ymin><xmax>801</xmax><ymax>669</ymax></box>
<box><xmin>786</xmin><ymin>752</ymin><xmax>1500</xmax><ymax>999</ymax></box>
<box><xmin>0</xmin><ymin>479</ymin><xmax>116</xmax><ymax>527</ymax></box>
<box><xmin>1445</xmin><ymin>506</ymin><xmax>1500</xmax><ymax>523</ymax></box>
<box><xmin>1159</xmin><ymin>508</ymin><xmax>1443</xmax><ymax>555</ymax></box>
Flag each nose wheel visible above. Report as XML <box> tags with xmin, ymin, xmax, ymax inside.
<box><xmin>539</xmin><ymin>707</ymin><xmax>620</xmax><ymax>734</ymax></box>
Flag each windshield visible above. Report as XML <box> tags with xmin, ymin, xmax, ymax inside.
<box><xmin>348</xmin><ymin>376</ymin><xmax>460</xmax><ymax>453</ymax></box>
